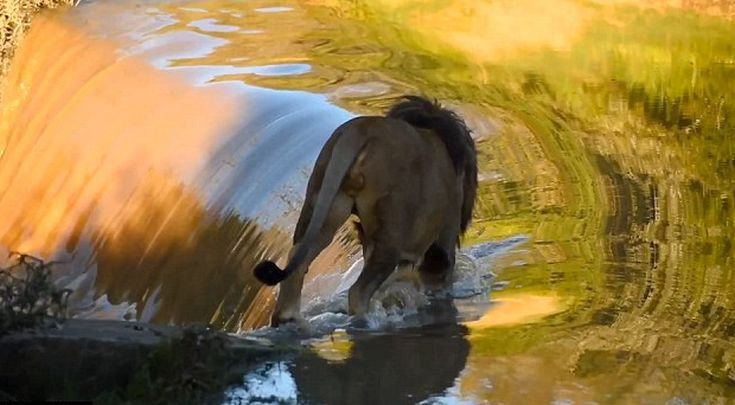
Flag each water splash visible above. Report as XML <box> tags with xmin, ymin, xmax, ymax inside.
<box><xmin>247</xmin><ymin>237</ymin><xmax>528</xmax><ymax>339</ymax></box>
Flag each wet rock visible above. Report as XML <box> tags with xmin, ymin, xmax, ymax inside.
<box><xmin>0</xmin><ymin>319</ymin><xmax>284</xmax><ymax>402</ymax></box>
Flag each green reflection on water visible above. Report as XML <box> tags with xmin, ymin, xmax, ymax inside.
<box><xmin>272</xmin><ymin>0</ymin><xmax>735</xmax><ymax>401</ymax></box>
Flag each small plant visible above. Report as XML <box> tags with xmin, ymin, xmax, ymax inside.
<box><xmin>98</xmin><ymin>326</ymin><xmax>242</xmax><ymax>405</ymax></box>
<box><xmin>0</xmin><ymin>252</ymin><xmax>71</xmax><ymax>335</ymax></box>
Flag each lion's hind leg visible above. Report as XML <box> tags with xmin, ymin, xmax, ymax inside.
<box><xmin>419</xmin><ymin>223</ymin><xmax>459</xmax><ymax>293</ymax></box>
<box><xmin>271</xmin><ymin>192</ymin><xmax>353</xmax><ymax>326</ymax></box>
<box><xmin>347</xmin><ymin>195</ymin><xmax>408</xmax><ymax>324</ymax></box>
<box><xmin>347</xmin><ymin>243</ymin><xmax>400</xmax><ymax>321</ymax></box>
<box><xmin>420</xmin><ymin>243</ymin><xmax>452</xmax><ymax>275</ymax></box>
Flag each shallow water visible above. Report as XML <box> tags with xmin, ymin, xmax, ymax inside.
<box><xmin>2</xmin><ymin>0</ymin><xmax>735</xmax><ymax>403</ymax></box>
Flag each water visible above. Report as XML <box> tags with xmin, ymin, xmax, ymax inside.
<box><xmin>1</xmin><ymin>0</ymin><xmax>735</xmax><ymax>403</ymax></box>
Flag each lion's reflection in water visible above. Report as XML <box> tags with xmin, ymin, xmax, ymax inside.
<box><xmin>292</xmin><ymin>324</ymin><xmax>470</xmax><ymax>405</ymax></box>
<box><xmin>226</xmin><ymin>302</ymin><xmax>470</xmax><ymax>405</ymax></box>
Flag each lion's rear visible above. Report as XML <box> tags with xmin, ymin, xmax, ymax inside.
<box><xmin>386</xmin><ymin>96</ymin><xmax>478</xmax><ymax>234</ymax></box>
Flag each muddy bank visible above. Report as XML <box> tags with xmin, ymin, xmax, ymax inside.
<box><xmin>0</xmin><ymin>318</ymin><xmax>287</xmax><ymax>403</ymax></box>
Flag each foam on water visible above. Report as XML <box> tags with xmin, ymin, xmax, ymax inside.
<box><xmin>246</xmin><ymin>236</ymin><xmax>528</xmax><ymax>339</ymax></box>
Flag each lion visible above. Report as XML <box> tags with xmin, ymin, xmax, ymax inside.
<box><xmin>253</xmin><ymin>95</ymin><xmax>478</xmax><ymax>326</ymax></box>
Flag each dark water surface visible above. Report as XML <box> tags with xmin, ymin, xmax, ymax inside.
<box><xmin>1</xmin><ymin>0</ymin><xmax>735</xmax><ymax>403</ymax></box>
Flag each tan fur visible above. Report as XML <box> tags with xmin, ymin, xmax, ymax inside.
<box><xmin>255</xmin><ymin>98</ymin><xmax>477</xmax><ymax>326</ymax></box>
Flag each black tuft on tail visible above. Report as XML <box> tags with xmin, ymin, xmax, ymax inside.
<box><xmin>254</xmin><ymin>261</ymin><xmax>288</xmax><ymax>286</ymax></box>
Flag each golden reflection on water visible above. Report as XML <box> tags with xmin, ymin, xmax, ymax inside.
<box><xmin>372</xmin><ymin>0</ymin><xmax>593</xmax><ymax>63</ymax></box>
<box><xmin>309</xmin><ymin>330</ymin><xmax>354</xmax><ymax>363</ymax></box>
<box><xmin>0</xmin><ymin>15</ymin><xmax>237</xmax><ymax>258</ymax></box>
<box><xmin>0</xmin><ymin>12</ymin><xmax>301</xmax><ymax>330</ymax></box>
<box><xmin>464</xmin><ymin>293</ymin><xmax>564</xmax><ymax>329</ymax></box>
<box><xmin>0</xmin><ymin>1</ymin><xmax>365</xmax><ymax>331</ymax></box>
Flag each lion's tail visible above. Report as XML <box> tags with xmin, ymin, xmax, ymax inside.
<box><xmin>253</xmin><ymin>129</ymin><xmax>369</xmax><ymax>286</ymax></box>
